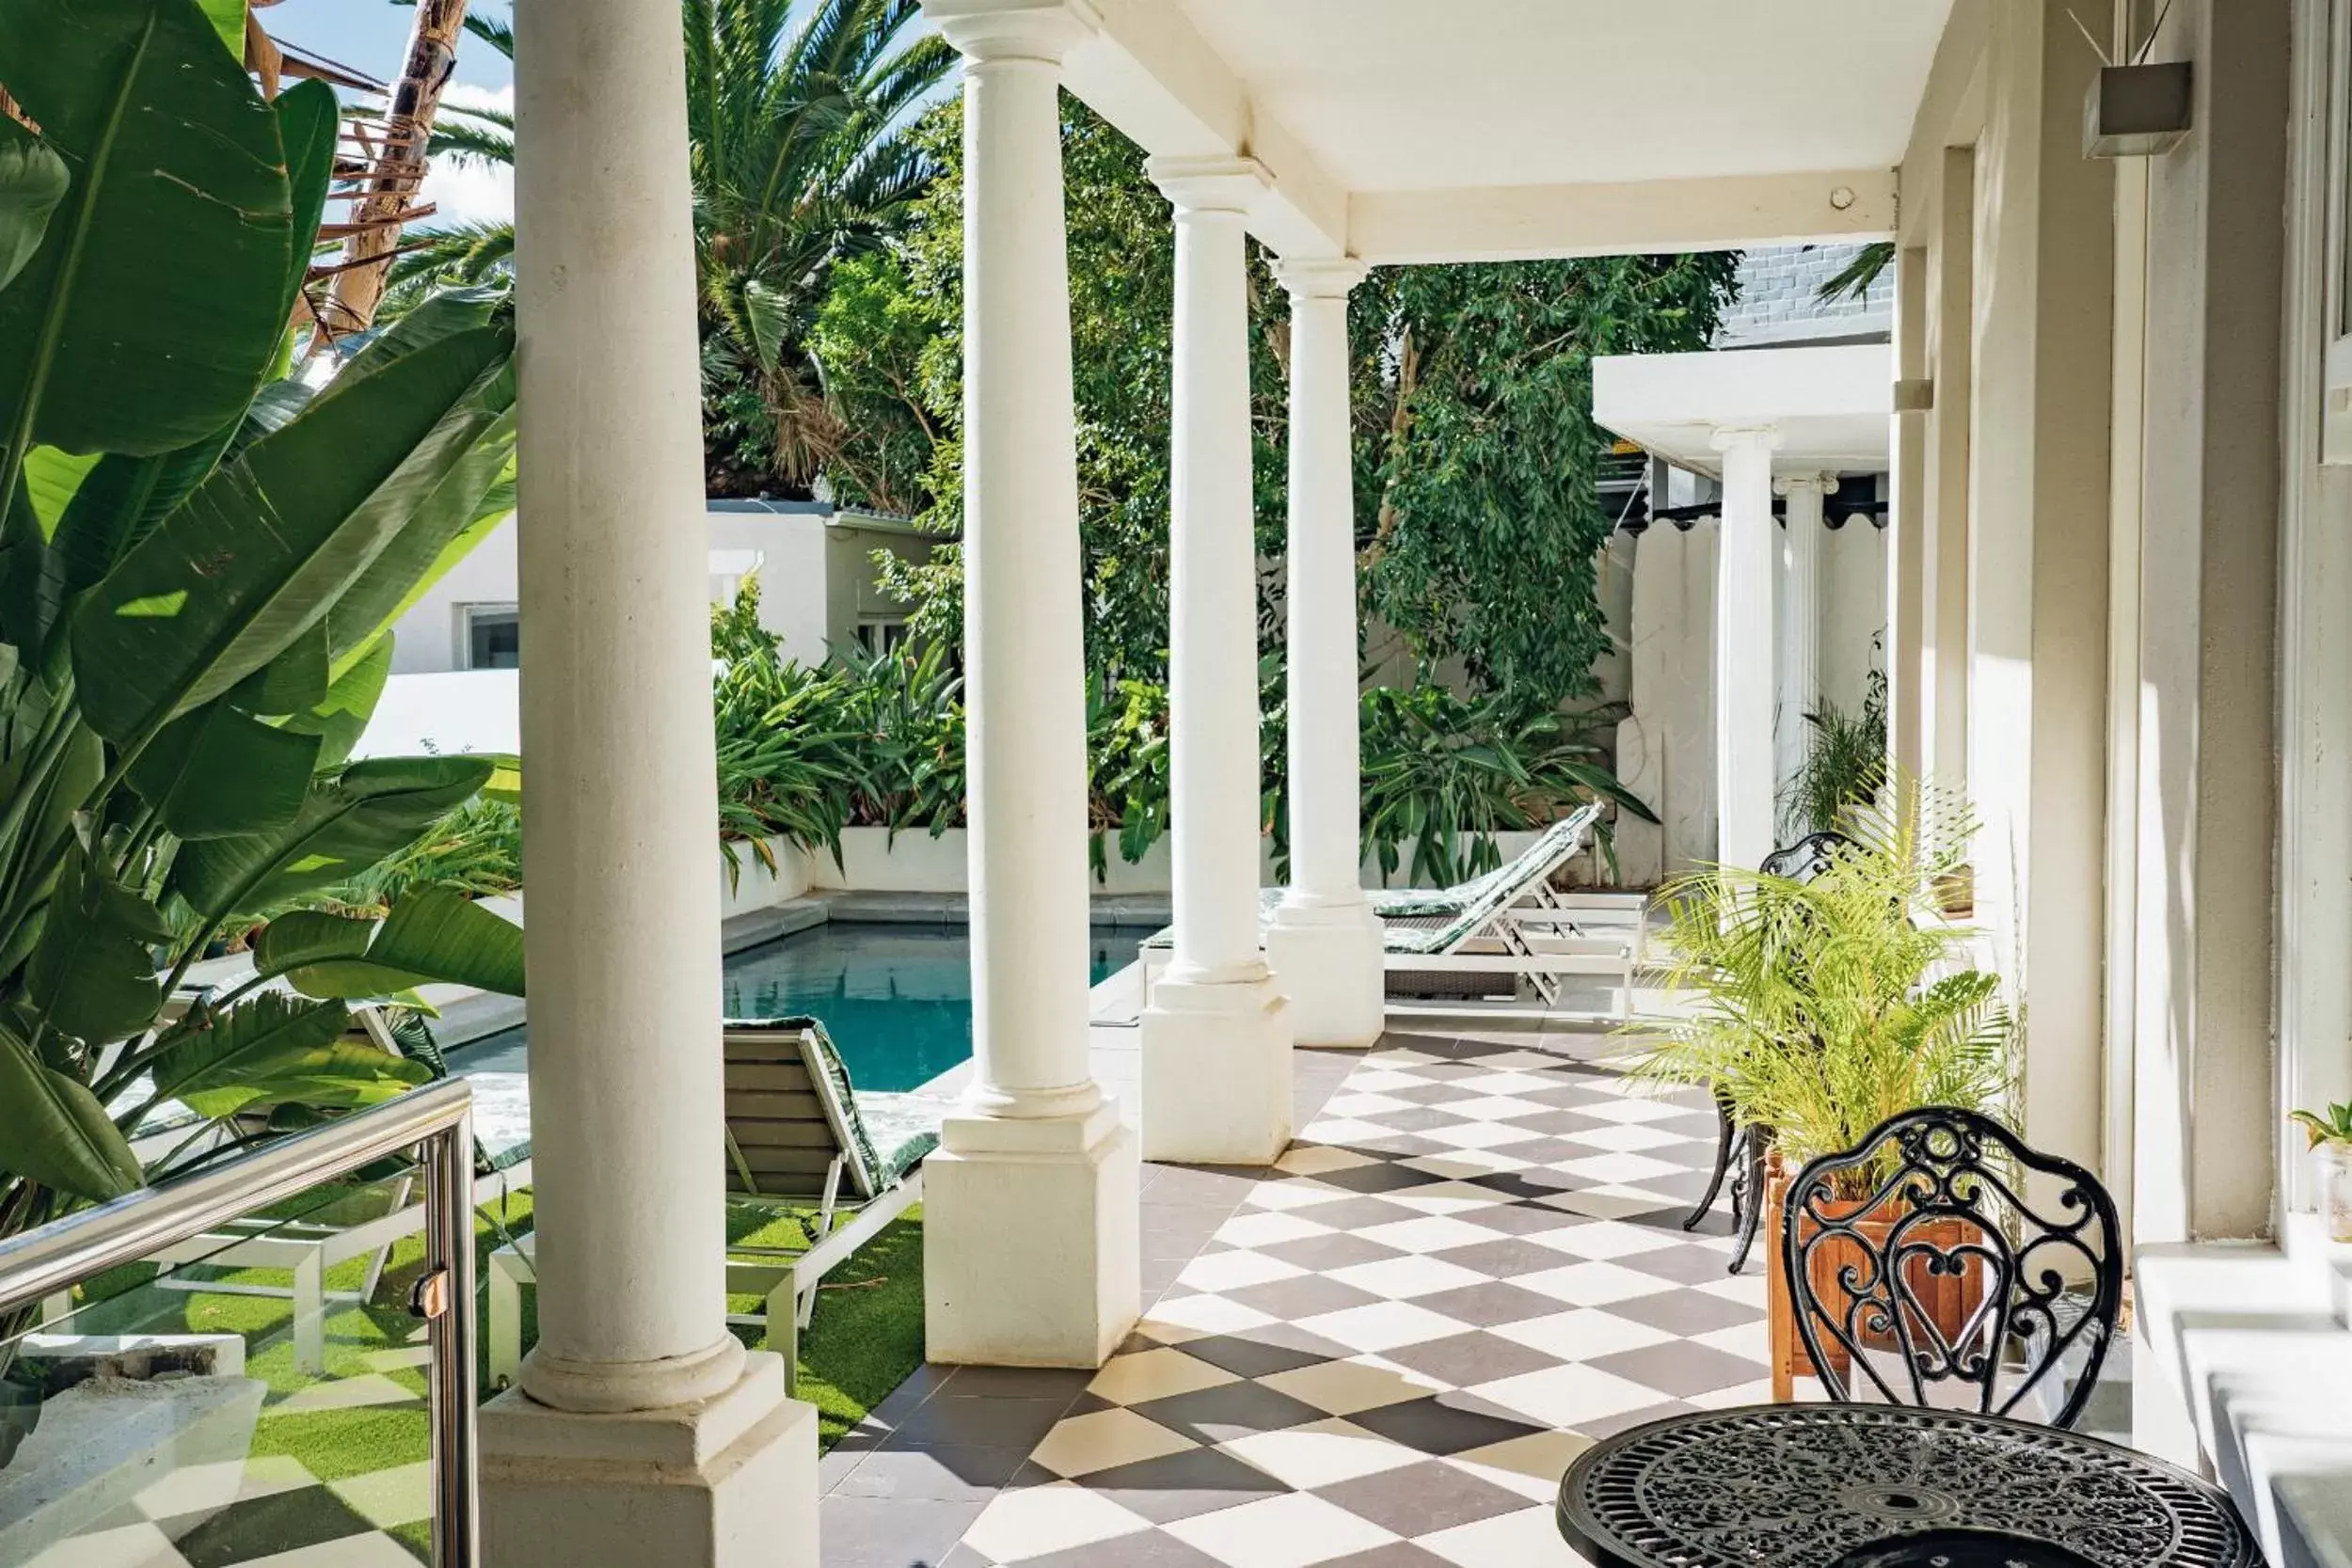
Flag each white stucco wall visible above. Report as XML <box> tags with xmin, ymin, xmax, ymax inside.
<box><xmin>391</xmin><ymin>515</ymin><xmax>520</xmax><ymax>674</ymax></box>
<box><xmin>1604</xmin><ymin>510</ymin><xmax>1885</xmax><ymax>884</ymax></box>
<box><xmin>386</xmin><ymin>504</ymin><xmax>867</xmax><ymax>674</ymax></box>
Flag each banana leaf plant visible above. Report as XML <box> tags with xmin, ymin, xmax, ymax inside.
<box><xmin>0</xmin><ymin>0</ymin><xmax>527</xmax><ymax>1260</ymax></box>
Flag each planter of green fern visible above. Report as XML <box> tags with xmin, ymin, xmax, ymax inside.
<box><xmin>1626</xmin><ymin>779</ymin><xmax>2012</xmax><ymax>1388</ymax></box>
<box><xmin>1626</xmin><ymin>778</ymin><xmax>2013</xmax><ymax>1178</ymax></box>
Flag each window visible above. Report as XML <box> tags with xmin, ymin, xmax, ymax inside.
<box><xmin>465</xmin><ymin>605</ymin><xmax>520</xmax><ymax>670</ymax></box>
<box><xmin>855</xmin><ymin>619</ymin><xmax>911</xmax><ymax>657</ymax></box>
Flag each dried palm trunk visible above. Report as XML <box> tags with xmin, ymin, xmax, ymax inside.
<box><xmin>316</xmin><ymin>0</ymin><xmax>468</xmax><ymax>342</ymax></box>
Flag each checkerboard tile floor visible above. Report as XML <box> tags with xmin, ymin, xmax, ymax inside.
<box><xmin>826</xmin><ymin>1031</ymin><xmax>1769</xmax><ymax>1567</ymax></box>
<box><xmin>21</xmin><ymin>1373</ymin><xmax>434</xmax><ymax>1568</ymax></box>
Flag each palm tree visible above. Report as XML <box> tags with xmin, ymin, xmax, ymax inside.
<box><xmin>319</xmin><ymin>0</ymin><xmax>480</xmax><ymax>341</ymax></box>
<box><xmin>381</xmin><ymin>0</ymin><xmax>954</xmax><ymax>493</ymax></box>
<box><xmin>686</xmin><ymin>0</ymin><xmax>953</xmax><ymax>491</ymax></box>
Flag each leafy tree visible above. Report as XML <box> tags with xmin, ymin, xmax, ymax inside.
<box><xmin>831</xmin><ymin>96</ymin><xmax>1289</xmax><ymax>686</ymax></box>
<box><xmin>1348</xmin><ymin>255</ymin><xmax>1736</xmax><ymax>705</ymax></box>
<box><xmin>689</xmin><ymin>0</ymin><xmax>953</xmax><ymax>495</ymax></box>
<box><xmin>827</xmin><ymin>96</ymin><xmax>1737</xmax><ymax>715</ymax></box>
<box><xmin>379</xmin><ymin>0</ymin><xmax>953</xmax><ymax>494</ymax></box>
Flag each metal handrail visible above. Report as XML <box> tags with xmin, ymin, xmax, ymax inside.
<box><xmin>0</xmin><ymin>1077</ymin><xmax>480</xmax><ymax>1567</ymax></box>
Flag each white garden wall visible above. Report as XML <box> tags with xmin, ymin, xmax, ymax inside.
<box><xmin>712</xmin><ymin>825</ymin><xmax>1568</xmax><ymax>907</ymax></box>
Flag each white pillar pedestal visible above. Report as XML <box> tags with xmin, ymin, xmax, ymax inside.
<box><xmin>1713</xmin><ymin>426</ymin><xmax>1781</xmax><ymax>872</ymax></box>
<box><xmin>1140</xmin><ymin>156</ymin><xmax>1295</xmax><ymax>1164</ymax></box>
<box><xmin>489</xmin><ymin>0</ymin><xmax>815</xmax><ymax>1560</ymax></box>
<box><xmin>922</xmin><ymin>0</ymin><xmax>1136</xmax><ymax>1367</ymax></box>
<box><xmin>1267</xmin><ymin>257</ymin><xmax>1383</xmax><ymax>1049</ymax></box>
<box><xmin>483</xmin><ymin>1357</ymin><xmax>816</xmax><ymax>1568</ymax></box>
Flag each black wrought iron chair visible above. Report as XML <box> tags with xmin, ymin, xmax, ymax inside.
<box><xmin>1780</xmin><ymin>1105</ymin><xmax>2124</xmax><ymax>1428</ymax></box>
<box><xmin>1759</xmin><ymin>830</ymin><xmax>1852</xmax><ymax>884</ymax></box>
<box><xmin>1683</xmin><ymin>831</ymin><xmax>1851</xmax><ymax>1272</ymax></box>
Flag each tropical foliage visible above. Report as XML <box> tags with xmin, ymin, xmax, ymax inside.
<box><xmin>0</xmin><ymin>0</ymin><xmax>524</xmax><ymax>1250</ymax></box>
<box><xmin>828</xmin><ymin>95</ymin><xmax>1740</xmax><ymax>714</ymax></box>
<box><xmin>1347</xmin><ymin>256</ymin><xmax>1738</xmax><ymax>705</ymax></box>
<box><xmin>1626</xmin><ymin>779</ymin><xmax>2012</xmax><ymax>1187</ymax></box>
<box><xmin>1781</xmin><ymin>666</ymin><xmax>1889</xmax><ymax>840</ymax></box>
<box><xmin>1358</xmin><ymin>688</ymin><xmax>1654</xmax><ymax>887</ymax></box>
<box><xmin>708</xmin><ymin>583</ymin><xmax>1653</xmax><ymax>886</ymax></box>
<box><xmin>382</xmin><ymin>0</ymin><xmax>954</xmax><ymax>496</ymax></box>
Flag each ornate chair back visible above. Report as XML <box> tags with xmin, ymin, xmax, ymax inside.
<box><xmin>1781</xmin><ymin>1106</ymin><xmax>2123</xmax><ymax>1428</ymax></box>
<box><xmin>1759</xmin><ymin>829</ymin><xmax>1851</xmax><ymax>884</ymax></box>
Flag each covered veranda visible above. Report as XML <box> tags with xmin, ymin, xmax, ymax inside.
<box><xmin>483</xmin><ymin>2</ymin><xmax>2340</xmax><ymax>1565</ymax></box>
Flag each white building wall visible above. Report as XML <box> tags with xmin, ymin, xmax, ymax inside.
<box><xmin>387</xmin><ymin>506</ymin><xmax>854</xmax><ymax>673</ymax></box>
<box><xmin>391</xmin><ymin>515</ymin><xmax>520</xmax><ymax>674</ymax></box>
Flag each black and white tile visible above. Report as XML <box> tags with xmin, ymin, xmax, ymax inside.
<box><xmin>824</xmin><ymin>1032</ymin><xmax>1768</xmax><ymax>1567</ymax></box>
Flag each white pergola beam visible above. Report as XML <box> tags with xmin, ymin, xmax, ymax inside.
<box><xmin>1066</xmin><ymin>0</ymin><xmax>1348</xmax><ymax>259</ymax></box>
<box><xmin>1348</xmin><ymin>170</ymin><xmax>1898</xmax><ymax>265</ymax></box>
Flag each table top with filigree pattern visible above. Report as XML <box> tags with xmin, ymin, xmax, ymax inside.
<box><xmin>1556</xmin><ymin>1404</ymin><xmax>2262</xmax><ymax>1568</ymax></box>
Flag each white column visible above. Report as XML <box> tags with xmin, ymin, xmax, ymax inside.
<box><xmin>483</xmin><ymin>0</ymin><xmax>816</xmax><ymax>1560</ymax></box>
<box><xmin>1713</xmin><ymin>427</ymin><xmax>1781</xmax><ymax>872</ymax></box>
<box><xmin>920</xmin><ymin>0</ymin><xmax>1136</xmax><ymax>1370</ymax></box>
<box><xmin>1775</xmin><ymin>474</ymin><xmax>1829</xmax><ymax>813</ymax></box>
<box><xmin>1139</xmin><ymin>156</ymin><xmax>1295</xmax><ymax>1163</ymax></box>
<box><xmin>1266</xmin><ymin>258</ymin><xmax>1384</xmax><ymax>1049</ymax></box>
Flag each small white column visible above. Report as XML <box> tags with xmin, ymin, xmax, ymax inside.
<box><xmin>484</xmin><ymin>0</ymin><xmax>816</xmax><ymax>1561</ymax></box>
<box><xmin>920</xmin><ymin>0</ymin><xmax>1137</xmax><ymax>1370</ymax></box>
<box><xmin>1266</xmin><ymin>258</ymin><xmax>1384</xmax><ymax>1049</ymax></box>
<box><xmin>1139</xmin><ymin>156</ymin><xmax>1295</xmax><ymax>1164</ymax></box>
<box><xmin>1713</xmin><ymin>427</ymin><xmax>1781</xmax><ymax>871</ymax></box>
<box><xmin>1775</xmin><ymin>473</ymin><xmax>1829</xmax><ymax>812</ymax></box>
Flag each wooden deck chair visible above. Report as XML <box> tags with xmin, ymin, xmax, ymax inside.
<box><xmin>490</xmin><ymin>1017</ymin><xmax>936</xmax><ymax>1391</ymax></box>
<box><xmin>720</xmin><ymin>1018</ymin><xmax>933</xmax><ymax>1334</ymax></box>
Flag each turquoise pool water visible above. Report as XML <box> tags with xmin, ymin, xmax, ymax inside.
<box><xmin>452</xmin><ymin>922</ymin><xmax>1148</xmax><ymax>1094</ymax></box>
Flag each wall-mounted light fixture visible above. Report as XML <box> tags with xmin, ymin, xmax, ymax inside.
<box><xmin>2085</xmin><ymin>61</ymin><xmax>2192</xmax><ymax>158</ymax></box>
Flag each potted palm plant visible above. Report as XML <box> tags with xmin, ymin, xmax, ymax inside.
<box><xmin>1624</xmin><ymin>777</ymin><xmax>2014</xmax><ymax>1394</ymax></box>
<box><xmin>2288</xmin><ymin>1102</ymin><xmax>2352</xmax><ymax>1243</ymax></box>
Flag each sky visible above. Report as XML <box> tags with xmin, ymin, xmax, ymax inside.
<box><xmin>275</xmin><ymin>0</ymin><xmax>516</xmax><ymax>228</ymax></box>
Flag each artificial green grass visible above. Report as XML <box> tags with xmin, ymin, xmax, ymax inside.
<box><xmin>57</xmin><ymin>1177</ymin><xmax>926</xmax><ymax>1554</ymax></box>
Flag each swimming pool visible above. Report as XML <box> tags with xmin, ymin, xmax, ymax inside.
<box><xmin>452</xmin><ymin>921</ymin><xmax>1147</xmax><ymax>1095</ymax></box>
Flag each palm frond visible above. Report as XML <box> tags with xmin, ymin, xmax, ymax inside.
<box><xmin>1622</xmin><ymin>774</ymin><xmax>2013</xmax><ymax>1170</ymax></box>
<box><xmin>1816</xmin><ymin>240</ymin><xmax>1895</xmax><ymax>304</ymax></box>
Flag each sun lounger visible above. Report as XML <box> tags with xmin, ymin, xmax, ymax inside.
<box><xmin>486</xmin><ymin>1017</ymin><xmax>935</xmax><ymax>1390</ymax></box>
<box><xmin>1137</xmin><ymin>801</ymin><xmax>1642</xmax><ymax>1017</ymax></box>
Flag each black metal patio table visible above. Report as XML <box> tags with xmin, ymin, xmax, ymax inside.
<box><xmin>1556</xmin><ymin>1404</ymin><xmax>2264</xmax><ymax>1568</ymax></box>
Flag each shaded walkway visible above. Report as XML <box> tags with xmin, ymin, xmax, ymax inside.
<box><xmin>820</xmin><ymin>1032</ymin><xmax>1763</xmax><ymax>1566</ymax></box>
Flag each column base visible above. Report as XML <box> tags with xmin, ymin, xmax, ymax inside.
<box><xmin>482</xmin><ymin>1351</ymin><xmax>816</xmax><ymax>1568</ymax></box>
<box><xmin>1140</xmin><ymin>974</ymin><xmax>1295</xmax><ymax>1163</ymax></box>
<box><xmin>925</xmin><ymin>1099</ymin><xmax>1140</xmax><ymax>1367</ymax></box>
<box><xmin>1266</xmin><ymin>903</ymin><xmax>1386</xmax><ymax>1048</ymax></box>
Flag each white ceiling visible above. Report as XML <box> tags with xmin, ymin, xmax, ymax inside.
<box><xmin>1176</xmin><ymin>0</ymin><xmax>1954</xmax><ymax>193</ymax></box>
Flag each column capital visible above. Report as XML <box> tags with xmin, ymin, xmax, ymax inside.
<box><xmin>1147</xmin><ymin>154</ymin><xmax>1271</xmax><ymax>215</ymax></box>
<box><xmin>1275</xmin><ymin>256</ymin><xmax>1369</xmax><ymax>299</ymax></box>
<box><xmin>1773</xmin><ymin>470</ymin><xmax>1837</xmax><ymax>498</ymax></box>
<box><xmin>925</xmin><ymin>0</ymin><xmax>1100</xmax><ymax>63</ymax></box>
<box><xmin>1709</xmin><ymin>424</ymin><xmax>1784</xmax><ymax>454</ymax></box>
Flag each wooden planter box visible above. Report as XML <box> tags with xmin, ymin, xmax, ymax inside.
<box><xmin>1765</xmin><ymin>1153</ymin><xmax>1989</xmax><ymax>1402</ymax></box>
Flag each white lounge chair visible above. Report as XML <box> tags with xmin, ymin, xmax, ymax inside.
<box><xmin>1137</xmin><ymin>801</ymin><xmax>1645</xmax><ymax>1018</ymax></box>
<box><xmin>487</xmin><ymin>1017</ymin><xmax>935</xmax><ymax>1389</ymax></box>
